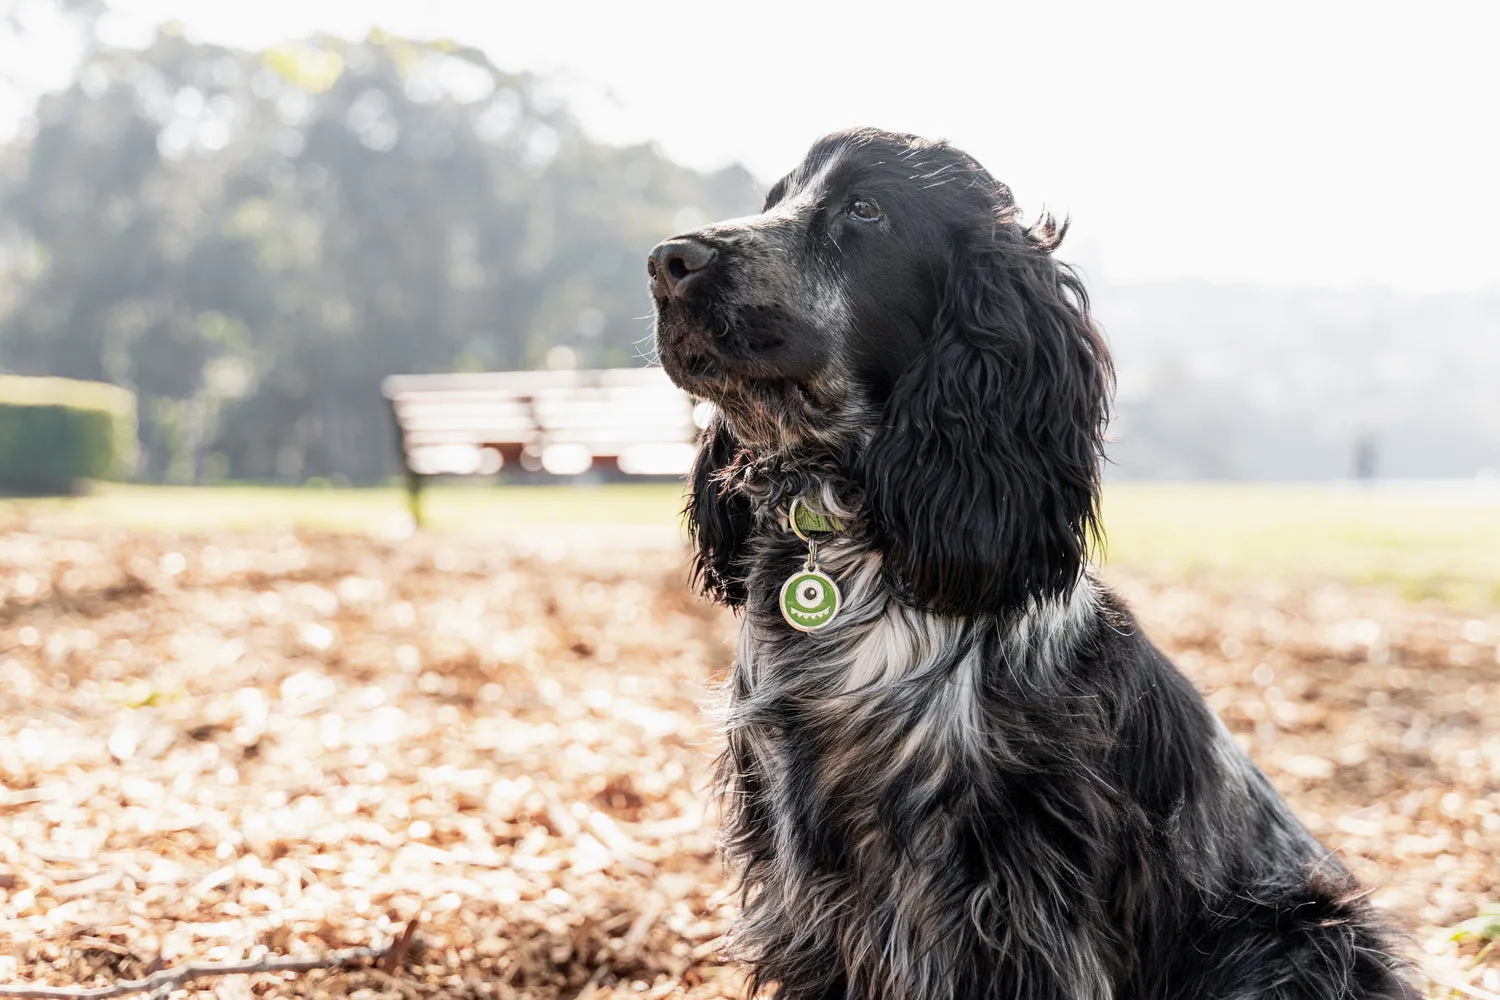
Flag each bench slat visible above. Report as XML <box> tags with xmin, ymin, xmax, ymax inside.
<box><xmin>385</xmin><ymin>368</ymin><xmax>706</xmax><ymax>481</ymax></box>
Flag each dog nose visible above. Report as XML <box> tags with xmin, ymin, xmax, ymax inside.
<box><xmin>648</xmin><ymin>239</ymin><xmax>716</xmax><ymax>300</ymax></box>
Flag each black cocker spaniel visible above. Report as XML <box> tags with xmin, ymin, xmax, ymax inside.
<box><xmin>648</xmin><ymin>127</ymin><xmax>1415</xmax><ymax>1000</ymax></box>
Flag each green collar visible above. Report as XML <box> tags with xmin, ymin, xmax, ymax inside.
<box><xmin>789</xmin><ymin>497</ymin><xmax>845</xmax><ymax>538</ymax></box>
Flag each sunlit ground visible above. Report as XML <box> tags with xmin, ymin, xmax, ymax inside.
<box><xmin>2</xmin><ymin>483</ymin><xmax>1497</xmax><ymax>997</ymax></box>
<box><xmin>2</xmin><ymin>485</ymin><xmax>1500</xmax><ymax>1000</ymax></box>
<box><xmin>6</xmin><ymin>480</ymin><xmax>1498</xmax><ymax>602</ymax></box>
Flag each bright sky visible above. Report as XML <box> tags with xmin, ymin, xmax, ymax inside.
<box><xmin>12</xmin><ymin>0</ymin><xmax>1500</xmax><ymax>293</ymax></box>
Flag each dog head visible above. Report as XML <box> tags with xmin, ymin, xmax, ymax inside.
<box><xmin>651</xmin><ymin>127</ymin><xmax>1112</xmax><ymax>617</ymax></box>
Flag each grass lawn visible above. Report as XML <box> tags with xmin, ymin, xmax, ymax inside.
<box><xmin>2</xmin><ymin>481</ymin><xmax>684</xmax><ymax>534</ymax></box>
<box><xmin>1100</xmin><ymin>482</ymin><xmax>1500</xmax><ymax>604</ymax></box>
<box><xmin>5</xmin><ymin>479</ymin><xmax>1498</xmax><ymax>602</ymax></box>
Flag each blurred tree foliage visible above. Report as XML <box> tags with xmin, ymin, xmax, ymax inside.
<box><xmin>0</xmin><ymin>8</ymin><xmax>758</xmax><ymax>483</ymax></box>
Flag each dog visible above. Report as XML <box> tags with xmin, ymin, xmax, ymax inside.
<box><xmin>648</xmin><ymin>127</ymin><xmax>1415</xmax><ymax>1000</ymax></box>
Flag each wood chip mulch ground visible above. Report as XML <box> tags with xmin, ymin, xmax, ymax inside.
<box><xmin>1</xmin><ymin>520</ymin><xmax>1496</xmax><ymax>998</ymax></box>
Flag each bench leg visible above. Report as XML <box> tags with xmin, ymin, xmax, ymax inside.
<box><xmin>405</xmin><ymin>470</ymin><xmax>426</xmax><ymax>528</ymax></box>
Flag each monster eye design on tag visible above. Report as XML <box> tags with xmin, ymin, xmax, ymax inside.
<box><xmin>780</xmin><ymin>568</ymin><xmax>842</xmax><ymax>632</ymax></box>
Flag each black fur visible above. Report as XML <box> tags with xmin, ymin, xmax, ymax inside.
<box><xmin>650</xmin><ymin>127</ymin><xmax>1416</xmax><ymax>1000</ymax></box>
<box><xmin>686</xmin><ymin>412</ymin><xmax>754</xmax><ymax>606</ymax></box>
<box><xmin>865</xmin><ymin>225</ymin><xmax>1112</xmax><ymax>617</ymax></box>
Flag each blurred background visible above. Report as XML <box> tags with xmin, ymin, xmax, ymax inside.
<box><xmin>1</xmin><ymin>0</ymin><xmax>1496</xmax><ymax>487</ymax></box>
<box><xmin>1</xmin><ymin>3</ymin><xmax>1497</xmax><ymax>998</ymax></box>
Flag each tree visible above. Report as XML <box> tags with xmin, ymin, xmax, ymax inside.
<box><xmin>0</xmin><ymin>15</ymin><xmax>759</xmax><ymax>482</ymax></box>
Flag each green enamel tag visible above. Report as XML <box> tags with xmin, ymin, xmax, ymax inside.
<box><xmin>780</xmin><ymin>567</ymin><xmax>842</xmax><ymax>632</ymax></box>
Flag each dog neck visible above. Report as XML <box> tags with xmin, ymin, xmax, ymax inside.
<box><xmin>715</xmin><ymin>445</ymin><xmax>865</xmax><ymax>529</ymax></box>
<box><xmin>716</xmin><ymin>441</ymin><xmax>1099</xmax><ymax>646</ymax></box>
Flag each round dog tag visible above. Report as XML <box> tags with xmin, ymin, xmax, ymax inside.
<box><xmin>780</xmin><ymin>568</ymin><xmax>842</xmax><ymax>632</ymax></box>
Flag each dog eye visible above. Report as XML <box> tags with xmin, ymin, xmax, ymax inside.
<box><xmin>846</xmin><ymin>198</ymin><xmax>883</xmax><ymax>223</ymax></box>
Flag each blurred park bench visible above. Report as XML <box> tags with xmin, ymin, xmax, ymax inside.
<box><xmin>382</xmin><ymin>368</ymin><xmax>706</xmax><ymax>524</ymax></box>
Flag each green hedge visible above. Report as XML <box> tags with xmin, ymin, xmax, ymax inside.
<box><xmin>0</xmin><ymin>376</ymin><xmax>138</xmax><ymax>495</ymax></box>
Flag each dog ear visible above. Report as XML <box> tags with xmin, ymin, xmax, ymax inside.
<box><xmin>864</xmin><ymin>217</ymin><xmax>1112</xmax><ymax>617</ymax></box>
<box><xmin>685</xmin><ymin>412</ymin><xmax>753</xmax><ymax>607</ymax></box>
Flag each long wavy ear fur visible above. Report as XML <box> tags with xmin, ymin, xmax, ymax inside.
<box><xmin>865</xmin><ymin>215</ymin><xmax>1113</xmax><ymax>618</ymax></box>
<box><xmin>686</xmin><ymin>413</ymin><xmax>753</xmax><ymax>607</ymax></box>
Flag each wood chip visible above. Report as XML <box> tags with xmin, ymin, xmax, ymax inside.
<box><xmin>0</xmin><ymin>517</ymin><xmax>1494</xmax><ymax>997</ymax></box>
